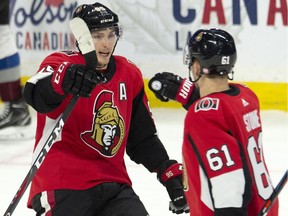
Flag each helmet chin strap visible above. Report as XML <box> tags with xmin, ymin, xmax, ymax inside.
<box><xmin>188</xmin><ymin>67</ymin><xmax>202</xmax><ymax>83</ymax></box>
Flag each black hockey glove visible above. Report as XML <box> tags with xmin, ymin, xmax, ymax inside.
<box><xmin>148</xmin><ymin>72</ymin><xmax>193</xmax><ymax>106</ymax></box>
<box><xmin>62</xmin><ymin>64</ymin><xmax>104</xmax><ymax>97</ymax></box>
<box><xmin>157</xmin><ymin>160</ymin><xmax>190</xmax><ymax>214</ymax></box>
<box><xmin>52</xmin><ymin>63</ymin><xmax>104</xmax><ymax>97</ymax></box>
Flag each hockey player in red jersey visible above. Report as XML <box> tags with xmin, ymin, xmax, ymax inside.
<box><xmin>149</xmin><ymin>28</ymin><xmax>279</xmax><ymax>216</ymax></box>
<box><xmin>23</xmin><ymin>2</ymin><xmax>189</xmax><ymax>216</ymax></box>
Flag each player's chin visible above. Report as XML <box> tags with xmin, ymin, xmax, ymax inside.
<box><xmin>98</xmin><ymin>55</ymin><xmax>111</xmax><ymax>65</ymax></box>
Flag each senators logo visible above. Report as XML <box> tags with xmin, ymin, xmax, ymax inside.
<box><xmin>194</xmin><ymin>97</ymin><xmax>219</xmax><ymax>112</ymax></box>
<box><xmin>81</xmin><ymin>91</ymin><xmax>125</xmax><ymax>157</ymax></box>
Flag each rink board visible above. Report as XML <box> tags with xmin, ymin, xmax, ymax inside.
<box><xmin>13</xmin><ymin>77</ymin><xmax>287</xmax><ymax>112</ymax></box>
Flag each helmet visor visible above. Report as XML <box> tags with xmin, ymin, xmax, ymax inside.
<box><xmin>183</xmin><ymin>45</ymin><xmax>192</xmax><ymax>66</ymax></box>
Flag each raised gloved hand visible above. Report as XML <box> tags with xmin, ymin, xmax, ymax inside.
<box><xmin>52</xmin><ymin>62</ymin><xmax>104</xmax><ymax>97</ymax></box>
<box><xmin>148</xmin><ymin>72</ymin><xmax>193</xmax><ymax>106</ymax></box>
<box><xmin>157</xmin><ymin>160</ymin><xmax>190</xmax><ymax>214</ymax></box>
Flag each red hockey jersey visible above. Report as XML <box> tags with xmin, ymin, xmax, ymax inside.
<box><xmin>182</xmin><ymin>84</ymin><xmax>278</xmax><ymax>216</ymax></box>
<box><xmin>25</xmin><ymin>51</ymin><xmax>165</xmax><ymax>207</ymax></box>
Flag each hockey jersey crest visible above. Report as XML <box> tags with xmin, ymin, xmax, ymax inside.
<box><xmin>81</xmin><ymin>91</ymin><xmax>125</xmax><ymax>157</ymax></box>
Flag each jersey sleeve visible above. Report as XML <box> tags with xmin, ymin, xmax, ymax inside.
<box><xmin>23</xmin><ymin>51</ymin><xmax>83</xmax><ymax>113</ymax></box>
<box><xmin>125</xmin><ymin>65</ymin><xmax>169</xmax><ymax>172</ymax></box>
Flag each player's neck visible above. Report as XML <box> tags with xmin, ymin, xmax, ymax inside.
<box><xmin>96</xmin><ymin>63</ymin><xmax>108</xmax><ymax>70</ymax></box>
<box><xmin>199</xmin><ymin>78</ymin><xmax>229</xmax><ymax>97</ymax></box>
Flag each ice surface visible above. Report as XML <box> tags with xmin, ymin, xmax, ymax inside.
<box><xmin>0</xmin><ymin>108</ymin><xmax>287</xmax><ymax>215</ymax></box>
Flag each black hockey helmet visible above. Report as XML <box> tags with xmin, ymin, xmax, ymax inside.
<box><xmin>72</xmin><ymin>2</ymin><xmax>121</xmax><ymax>36</ymax></box>
<box><xmin>183</xmin><ymin>28</ymin><xmax>237</xmax><ymax>78</ymax></box>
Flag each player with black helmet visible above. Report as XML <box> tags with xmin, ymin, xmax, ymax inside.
<box><xmin>149</xmin><ymin>28</ymin><xmax>278</xmax><ymax>216</ymax></box>
<box><xmin>183</xmin><ymin>28</ymin><xmax>237</xmax><ymax>81</ymax></box>
<box><xmin>23</xmin><ymin>2</ymin><xmax>189</xmax><ymax>216</ymax></box>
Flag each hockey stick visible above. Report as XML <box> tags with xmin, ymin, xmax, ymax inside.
<box><xmin>3</xmin><ymin>17</ymin><xmax>96</xmax><ymax>216</ymax></box>
<box><xmin>258</xmin><ymin>170</ymin><xmax>288</xmax><ymax>216</ymax></box>
<box><xmin>3</xmin><ymin>96</ymin><xmax>78</xmax><ymax>216</ymax></box>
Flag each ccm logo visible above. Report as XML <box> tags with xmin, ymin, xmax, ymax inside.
<box><xmin>54</xmin><ymin>62</ymin><xmax>69</xmax><ymax>84</ymax></box>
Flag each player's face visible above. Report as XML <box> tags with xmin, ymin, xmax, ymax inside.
<box><xmin>91</xmin><ymin>28</ymin><xmax>118</xmax><ymax>69</ymax></box>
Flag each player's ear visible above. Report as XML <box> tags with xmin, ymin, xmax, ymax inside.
<box><xmin>190</xmin><ymin>61</ymin><xmax>199</xmax><ymax>76</ymax></box>
<box><xmin>195</xmin><ymin>61</ymin><xmax>202</xmax><ymax>76</ymax></box>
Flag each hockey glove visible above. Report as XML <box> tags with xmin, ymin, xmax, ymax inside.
<box><xmin>148</xmin><ymin>72</ymin><xmax>193</xmax><ymax>106</ymax></box>
<box><xmin>157</xmin><ymin>160</ymin><xmax>190</xmax><ymax>214</ymax></box>
<box><xmin>52</xmin><ymin>63</ymin><xmax>104</xmax><ymax>97</ymax></box>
